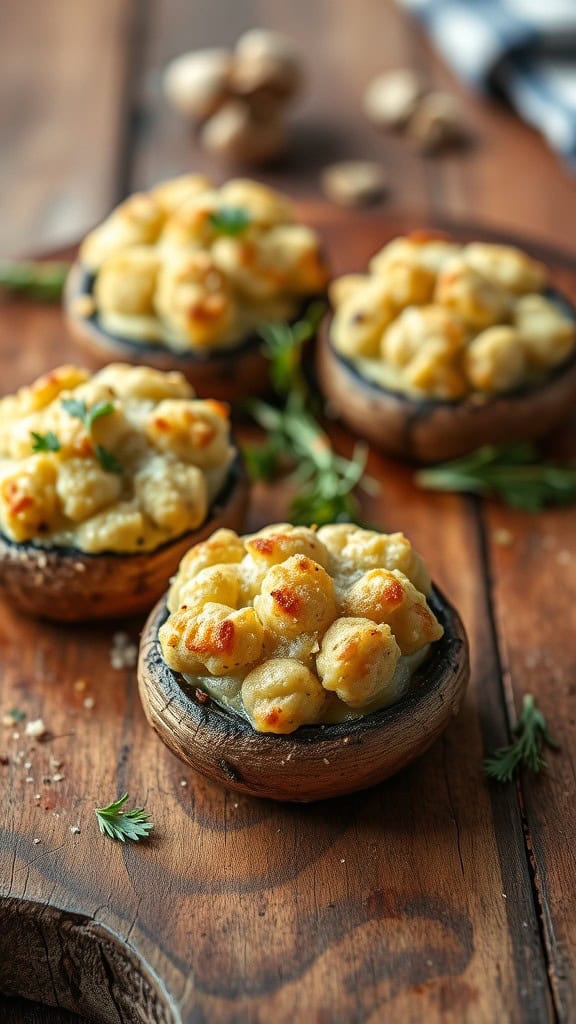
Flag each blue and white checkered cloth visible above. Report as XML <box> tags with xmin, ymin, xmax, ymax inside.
<box><xmin>401</xmin><ymin>0</ymin><xmax>576</xmax><ymax>166</ymax></box>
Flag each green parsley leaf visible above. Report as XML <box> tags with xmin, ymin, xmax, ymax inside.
<box><xmin>61</xmin><ymin>398</ymin><xmax>122</xmax><ymax>474</ymax></box>
<box><xmin>95</xmin><ymin>793</ymin><xmax>153</xmax><ymax>843</ymax></box>
<box><xmin>484</xmin><ymin>694</ymin><xmax>560</xmax><ymax>783</ymax></box>
<box><xmin>94</xmin><ymin>445</ymin><xmax>123</xmax><ymax>475</ymax></box>
<box><xmin>7</xmin><ymin>709</ymin><xmax>26</xmax><ymax>722</ymax></box>
<box><xmin>85</xmin><ymin>400</ymin><xmax>116</xmax><ymax>431</ymax></box>
<box><xmin>61</xmin><ymin>397</ymin><xmax>88</xmax><ymax>421</ymax></box>
<box><xmin>30</xmin><ymin>430</ymin><xmax>61</xmax><ymax>453</ymax></box>
<box><xmin>416</xmin><ymin>444</ymin><xmax>576</xmax><ymax>511</ymax></box>
<box><xmin>209</xmin><ymin>206</ymin><xmax>252</xmax><ymax>236</ymax></box>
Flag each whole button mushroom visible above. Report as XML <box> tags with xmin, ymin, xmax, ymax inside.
<box><xmin>200</xmin><ymin>100</ymin><xmax>286</xmax><ymax>164</ymax></box>
<box><xmin>163</xmin><ymin>49</ymin><xmax>232</xmax><ymax>120</ymax></box>
<box><xmin>231</xmin><ymin>28</ymin><xmax>303</xmax><ymax>100</ymax></box>
<box><xmin>409</xmin><ymin>92</ymin><xmax>467</xmax><ymax>153</ymax></box>
<box><xmin>364</xmin><ymin>68</ymin><xmax>423</xmax><ymax>129</ymax></box>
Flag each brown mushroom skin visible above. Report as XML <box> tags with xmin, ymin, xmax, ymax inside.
<box><xmin>317</xmin><ymin>299</ymin><xmax>576</xmax><ymax>464</ymax></box>
<box><xmin>65</xmin><ymin>262</ymin><xmax>322</xmax><ymax>403</ymax></box>
<box><xmin>138</xmin><ymin>586</ymin><xmax>469</xmax><ymax>802</ymax></box>
<box><xmin>0</xmin><ymin>457</ymin><xmax>248</xmax><ymax>622</ymax></box>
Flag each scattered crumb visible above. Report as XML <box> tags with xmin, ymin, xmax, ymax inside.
<box><xmin>502</xmin><ymin>893</ymin><xmax>507</xmax><ymax>899</ymax></box>
<box><xmin>340</xmin><ymin>858</ymin><xmax>346</xmax><ymax>864</ymax></box>
<box><xmin>34</xmin><ymin>793</ymin><xmax>41</xmax><ymax>800</ymax></box>
<box><xmin>25</xmin><ymin>776</ymin><xmax>34</xmax><ymax>783</ymax></box>
<box><xmin>320</xmin><ymin>160</ymin><xmax>388</xmax><ymax>208</ymax></box>
<box><xmin>323</xmin><ymin>758</ymin><xmax>330</xmax><ymax>765</ymax></box>
<box><xmin>83</xmin><ymin>697</ymin><xmax>95</xmax><ymax>710</ymax></box>
<box><xmin>493</xmin><ymin>528</ymin><xmax>514</xmax><ymax>547</ymax></box>
<box><xmin>12</xmin><ymin>732</ymin><xmax>20</xmax><ymax>741</ymax></box>
<box><xmin>179</xmin><ymin>779</ymin><xmax>188</xmax><ymax>788</ymax></box>
<box><xmin>70</xmin><ymin>825</ymin><xmax>81</xmax><ymax>835</ymax></box>
<box><xmin>52</xmin><ymin>773</ymin><xmax>65</xmax><ymax>783</ymax></box>
<box><xmin>74</xmin><ymin>678</ymin><xmax>88</xmax><ymax>693</ymax></box>
<box><xmin>343</xmin><ymin>737</ymin><xmax>350</xmax><ymax>745</ymax></box>
<box><xmin>233</xmin><ymin>802</ymin><xmax>238</xmax><ymax>809</ymax></box>
<box><xmin>49</xmin><ymin>756</ymin><xmax>63</xmax><ymax>770</ymax></box>
<box><xmin>25</xmin><ymin>719</ymin><xmax>46</xmax><ymax>740</ymax></box>
<box><xmin>110</xmin><ymin>631</ymin><xmax>138</xmax><ymax>670</ymax></box>
<box><xmin>33</xmin><ymin>838</ymin><xmax>41</xmax><ymax>845</ymax></box>
<box><xmin>2</xmin><ymin>709</ymin><xmax>25</xmax><ymax>728</ymax></box>
<box><xmin>24</xmin><ymin>761</ymin><xmax>32</xmax><ymax>770</ymax></box>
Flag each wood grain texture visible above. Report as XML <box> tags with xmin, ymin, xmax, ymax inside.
<box><xmin>1</xmin><ymin>211</ymin><xmax>571</xmax><ymax>1023</ymax></box>
<box><xmin>2</xmin><ymin>0</ymin><xmax>576</xmax><ymax>1020</ymax></box>
<box><xmin>0</xmin><ymin>0</ymin><xmax>138</xmax><ymax>258</ymax></box>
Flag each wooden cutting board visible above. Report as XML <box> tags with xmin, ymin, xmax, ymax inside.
<box><xmin>1</xmin><ymin>211</ymin><xmax>575</xmax><ymax>1024</ymax></box>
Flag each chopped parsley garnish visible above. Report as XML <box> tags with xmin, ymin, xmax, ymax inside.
<box><xmin>30</xmin><ymin>430</ymin><xmax>61</xmax><ymax>453</ymax></box>
<box><xmin>95</xmin><ymin>793</ymin><xmax>154</xmax><ymax>843</ymax></box>
<box><xmin>209</xmin><ymin>206</ymin><xmax>252</xmax><ymax>236</ymax></box>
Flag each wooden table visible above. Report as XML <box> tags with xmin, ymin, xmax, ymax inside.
<box><xmin>1</xmin><ymin>3</ymin><xmax>576</xmax><ymax>1022</ymax></box>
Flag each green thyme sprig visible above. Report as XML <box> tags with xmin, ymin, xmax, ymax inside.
<box><xmin>95</xmin><ymin>793</ymin><xmax>153</xmax><ymax>843</ymax></box>
<box><xmin>209</xmin><ymin>207</ymin><xmax>252</xmax><ymax>236</ymax></box>
<box><xmin>244</xmin><ymin>305</ymin><xmax>376</xmax><ymax>525</ymax></box>
<box><xmin>416</xmin><ymin>444</ymin><xmax>576</xmax><ymax>512</ymax></box>
<box><xmin>61</xmin><ymin>398</ymin><xmax>122</xmax><ymax>474</ymax></box>
<box><xmin>245</xmin><ymin>392</ymin><xmax>374</xmax><ymax>526</ymax></box>
<box><xmin>258</xmin><ymin>301</ymin><xmax>326</xmax><ymax>395</ymax></box>
<box><xmin>484</xmin><ymin>695</ymin><xmax>559</xmax><ymax>783</ymax></box>
<box><xmin>0</xmin><ymin>260</ymin><xmax>70</xmax><ymax>302</ymax></box>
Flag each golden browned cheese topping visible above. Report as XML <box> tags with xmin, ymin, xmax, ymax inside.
<box><xmin>329</xmin><ymin>233</ymin><xmax>575</xmax><ymax>399</ymax></box>
<box><xmin>0</xmin><ymin>364</ymin><xmax>234</xmax><ymax>553</ymax></box>
<box><xmin>159</xmin><ymin>523</ymin><xmax>443</xmax><ymax>733</ymax></box>
<box><xmin>79</xmin><ymin>175</ymin><xmax>329</xmax><ymax>353</ymax></box>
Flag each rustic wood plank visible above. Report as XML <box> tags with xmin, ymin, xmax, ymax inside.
<box><xmin>128</xmin><ymin>0</ymin><xmax>432</xmax><ymax>210</ymax></box>
<box><xmin>0</xmin><ymin>211</ymin><xmax>559</xmax><ymax>1023</ymax></box>
<box><xmin>483</xmin><ymin>394</ymin><xmax>576</xmax><ymax>1019</ymax></box>
<box><xmin>0</xmin><ymin>0</ymin><xmax>136</xmax><ymax>259</ymax></box>
<box><xmin>0</xmin><ymin>994</ymin><xmax>80</xmax><ymax>1024</ymax></box>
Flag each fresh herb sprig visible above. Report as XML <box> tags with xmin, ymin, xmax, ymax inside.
<box><xmin>246</xmin><ymin>393</ymin><xmax>372</xmax><ymax>525</ymax></box>
<box><xmin>244</xmin><ymin>306</ymin><xmax>375</xmax><ymax>525</ymax></box>
<box><xmin>61</xmin><ymin>398</ymin><xmax>116</xmax><ymax>432</ymax></box>
<box><xmin>61</xmin><ymin>398</ymin><xmax>122</xmax><ymax>474</ymax></box>
<box><xmin>0</xmin><ymin>260</ymin><xmax>70</xmax><ymax>302</ymax></box>
<box><xmin>484</xmin><ymin>694</ymin><xmax>559</xmax><ymax>783</ymax></box>
<box><xmin>258</xmin><ymin>302</ymin><xmax>325</xmax><ymax>395</ymax></box>
<box><xmin>31</xmin><ymin>430</ymin><xmax>61</xmax><ymax>453</ymax></box>
<box><xmin>95</xmin><ymin>793</ymin><xmax>153</xmax><ymax>843</ymax></box>
<box><xmin>416</xmin><ymin>444</ymin><xmax>576</xmax><ymax>512</ymax></box>
<box><xmin>209</xmin><ymin>206</ymin><xmax>252</xmax><ymax>236</ymax></box>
